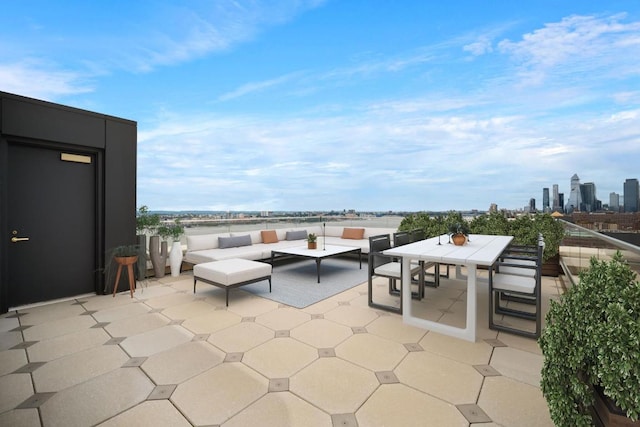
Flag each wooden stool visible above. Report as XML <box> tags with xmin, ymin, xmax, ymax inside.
<box><xmin>112</xmin><ymin>256</ymin><xmax>138</xmax><ymax>298</ymax></box>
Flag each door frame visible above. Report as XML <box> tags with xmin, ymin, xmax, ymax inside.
<box><xmin>0</xmin><ymin>137</ymin><xmax>105</xmax><ymax>311</ymax></box>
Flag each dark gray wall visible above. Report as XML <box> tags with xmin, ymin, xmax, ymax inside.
<box><xmin>0</xmin><ymin>91</ymin><xmax>137</xmax><ymax>313</ymax></box>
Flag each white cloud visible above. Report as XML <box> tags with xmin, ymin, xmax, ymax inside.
<box><xmin>0</xmin><ymin>60</ymin><xmax>92</xmax><ymax>100</ymax></box>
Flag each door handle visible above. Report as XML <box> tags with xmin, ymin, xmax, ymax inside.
<box><xmin>11</xmin><ymin>237</ymin><xmax>30</xmax><ymax>243</ymax></box>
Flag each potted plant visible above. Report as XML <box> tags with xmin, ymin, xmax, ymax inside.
<box><xmin>448</xmin><ymin>222</ymin><xmax>470</xmax><ymax>246</ymax></box>
<box><xmin>539</xmin><ymin>252</ymin><xmax>640</xmax><ymax>426</ymax></box>
<box><xmin>108</xmin><ymin>245</ymin><xmax>139</xmax><ymax>297</ymax></box>
<box><xmin>135</xmin><ymin>206</ymin><xmax>160</xmax><ymax>279</ymax></box>
<box><xmin>508</xmin><ymin>213</ymin><xmax>565</xmax><ymax>275</ymax></box>
<box><xmin>307</xmin><ymin>233</ymin><xmax>317</xmax><ymax>249</ymax></box>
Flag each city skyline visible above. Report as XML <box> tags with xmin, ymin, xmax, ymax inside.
<box><xmin>2</xmin><ymin>1</ymin><xmax>639</xmax><ymax>211</ymax></box>
<box><xmin>536</xmin><ymin>174</ymin><xmax>640</xmax><ymax>213</ymax></box>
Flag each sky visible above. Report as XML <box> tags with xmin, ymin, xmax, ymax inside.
<box><xmin>2</xmin><ymin>1</ymin><xmax>639</xmax><ymax>212</ymax></box>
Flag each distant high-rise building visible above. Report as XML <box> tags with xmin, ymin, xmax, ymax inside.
<box><xmin>624</xmin><ymin>178</ymin><xmax>639</xmax><ymax>212</ymax></box>
<box><xmin>610</xmin><ymin>192</ymin><xmax>620</xmax><ymax>212</ymax></box>
<box><xmin>558</xmin><ymin>193</ymin><xmax>564</xmax><ymax>212</ymax></box>
<box><xmin>529</xmin><ymin>198</ymin><xmax>536</xmax><ymax>213</ymax></box>
<box><xmin>543</xmin><ymin>188</ymin><xmax>550</xmax><ymax>212</ymax></box>
<box><xmin>566</xmin><ymin>174</ymin><xmax>582</xmax><ymax>213</ymax></box>
<box><xmin>489</xmin><ymin>203</ymin><xmax>498</xmax><ymax>213</ymax></box>
<box><xmin>552</xmin><ymin>184</ymin><xmax>559</xmax><ymax>210</ymax></box>
<box><xmin>581</xmin><ymin>182</ymin><xmax>597</xmax><ymax>212</ymax></box>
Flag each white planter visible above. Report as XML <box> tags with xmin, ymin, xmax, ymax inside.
<box><xmin>169</xmin><ymin>241</ymin><xmax>182</xmax><ymax>277</ymax></box>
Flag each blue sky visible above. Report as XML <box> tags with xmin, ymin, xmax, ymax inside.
<box><xmin>2</xmin><ymin>1</ymin><xmax>639</xmax><ymax>212</ymax></box>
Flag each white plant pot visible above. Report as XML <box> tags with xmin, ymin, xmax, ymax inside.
<box><xmin>169</xmin><ymin>241</ymin><xmax>182</xmax><ymax>277</ymax></box>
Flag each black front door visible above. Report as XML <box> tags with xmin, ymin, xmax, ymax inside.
<box><xmin>7</xmin><ymin>142</ymin><xmax>97</xmax><ymax>307</ymax></box>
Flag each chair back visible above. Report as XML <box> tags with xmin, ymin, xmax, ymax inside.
<box><xmin>393</xmin><ymin>231</ymin><xmax>411</xmax><ymax>247</ymax></box>
<box><xmin>410</xmin><ymin>229</ymin><xmax>425</xmax><ymax>242</ymax></box>
<box><xmin>369</xmin><ymin>234</ymin><xmax>391</xmax><ymax>253</ymax></box>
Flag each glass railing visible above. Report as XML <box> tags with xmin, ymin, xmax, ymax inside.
<box><xmin>181</xmin><ymin>216</ymin><xmax>403</xmax><ymax>238</ymax></box>
<box><xmin>558</xmin><ymin>219</ymin><xmax>640</xmax><ymax>287</ymax></box>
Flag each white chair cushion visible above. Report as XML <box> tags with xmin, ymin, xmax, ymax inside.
<box><xmin>492</xmin><ymin>273</ymin><xmax>536</xmax><ymax>294</ymax></box>
<box><xmin>194</xmin><ymin>259</ymin><xmax>272</xmax><ymax>286</ymax></box>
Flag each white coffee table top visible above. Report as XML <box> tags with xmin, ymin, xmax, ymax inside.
<box><xmin>272</xmin><ymin>244</ymin><xmax>359</xmax><ymax>258</ymax></box>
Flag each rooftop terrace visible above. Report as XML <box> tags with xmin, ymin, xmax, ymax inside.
<box><xmin>0</xmin><ymin>266</ymin><xmax>560</xmax><ymax>426</ymax></box>
<box><xmin>2</xmin><ymin>219</ymin><xmax>638</xmax><ymax>426</ymax></box>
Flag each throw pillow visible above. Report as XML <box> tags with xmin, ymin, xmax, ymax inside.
<box><xmin>261</xmin><ymin>230</ymin><xmax>279</xmax><ymax>244</ymax></box>
<box><xmin>341</xmin><ymin>228</ymin><xmax>365</xmax><ymax>240</ymax></box>
<box><xmin>218</xmin><ymin>234</ymin><xmax>252</xmax><ymax>249</ymax></box>
<box><xmin>285</xmin><ymin>230</ymin><xmax>308</xmax><ymax>241</ymax></box>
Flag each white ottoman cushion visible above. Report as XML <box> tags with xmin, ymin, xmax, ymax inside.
<box><xmin>194</xmin><ymin>259</ymin><xmax>272</xmax><ymax>286</ymax></box>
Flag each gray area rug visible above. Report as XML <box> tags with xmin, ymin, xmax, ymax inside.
<box><xmin>241</xmin><ymin>257</ymin><xmax>368</xmax><ymax>308</ymax></box>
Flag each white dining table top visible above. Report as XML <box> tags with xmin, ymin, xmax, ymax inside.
<box><xmin>384</xmin><ymin>234</ymin><xmax>513</xmax><ymax>266</ymax></box>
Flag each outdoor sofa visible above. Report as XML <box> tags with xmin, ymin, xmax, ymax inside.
<box><xmin>184</xmin><ymin>225</ymin><xmax>397</xmax><ymax>265</ymax></box>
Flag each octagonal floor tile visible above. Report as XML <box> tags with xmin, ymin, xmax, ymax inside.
<box><xmin>323</xmin><ymin>305</ymin><xmax>378</xmax><ymax>328</ymax></box>
<box><xmin>226</xmin><ymin>294</ymin><xmax>280</xmax><ymax>317</ymax></box>
<box><xmin>336</xmin><ymin>333</ymin><xmax>407</xmax><ymax>372</ymax></box>
<box><xmin>92</xmin><ymin>301</ymin><xmax>150</xmax><ymax>323</ymax></box>
<box><xmin>290</xmin><ymin>357</ymin><xmax>378</xmax><ymax>414</ymax></box>
<box><xmin>419</xmin><ymin>332</ymin><xmax>493</xmax><ymax>366</ymax></box>
<box><xmin>243</xmin><ymin>337</ymin><xmax>317</xmax><ymax>379</ymax></box>
<box><xmin>0</xmin><ymin>374</ymin><xmax>33</xmax><ymax>413</ymax></box>
<box><xmin>33</xmin><ymin>345</ymin><xmax>128</xmax><ymax>392</ymax></box>
<box><xmin>40</xmin><ymin>368</ymin><xmax>154</xmax><ymax>427</ymax></box>
<box><xmin>120</xmin><ymin>325</ymin><xmax>192</xmax><ymax>357</ymax></box>
<box><xmin>161</xmin><ymin>300</ymin><xmax>216</xmax><ymax>320</ymax></box>
<box><xmin>0</xmin><ymin>349</ymin><xmax>28</xmax><ymax>376</ymax></box>
<box><xmin>23</xmin><ymin>314</ymin><xmax>96</xmax><ymax>342</ymax></box>
<box><xmin>395</xmin><ymin>351</ymin><xmax>483</xmax><ymax>404</ymax></box>
<box><xmin>477</xmin><ymin>376</ymin><xmax>553</xmax><ymax>427</ymax></box>
<box><xmin>366</xmin><ymin>315</ymin><xmax>427</xmax><ymax>345</ymax></box>
<box><xmin>27</xmin><ymin>328</ymin><xmax>110</xmax><ymax>362</ymax></box>
<box><xmin>255</xmin><ymin>307</ymin><xmax>311</xmax><ymax>331</ymax></box>
<box><xmin>97</xmin><ymin>400</ymin><xmax>191</xmax><ymax>427</ymax></box>
<box><xmin>181</xmin><ymin>310</ymin><xmax>242</xmax><ymax>335</ymax></box>
<box><xmin>357</xmin><ymin>383</ymin><xmax>468</xmax><ymax>427</ymax></box>
<box><xmin>290</xmin><ymin>318</ymin><xmax>353</xmax><ymax>349</ymax></box>
<box><xmin>208</xmin><ymin>321</ymin><xmax>274</xmax><ymax>353</ymax></box>
<box><xmin>490</xmin><ymin>347</ymin><xmax>543</xmax><ymax>387</ymax></box>
<box><xmin>142</xmin><ymin>341</ymin><xmax>225</xmax><ymax>385</ymax></box>
<box><xmin>105</xmin><ymin>312</ymin><xmax>170</xmax><ymax>338</ymax></box>
<box><xmin>18</xmin><ymin>301</ymin><xmax>86</xmax><ymax>326</ymax></box>
<box><xmin>171</xmin><ymin>363</ymin><xmax>268</xmax><ymax>426</ymax></box>
<box><xmin>223</xmin><ymin>392</ymin><xmax>331</xmax><ymax>427</ymax></box>
<box><xmin>143</xmin><ymin>292</ymin><xmax>195</xmax><ymax>309</ymax></box>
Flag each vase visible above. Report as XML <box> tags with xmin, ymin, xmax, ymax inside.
<box><xmin>149</xmin><ymin>236</ymin><xmax>168</xmax><ymax>278</ymax></box>
<box><xmin>169</xmin><ymin>241</ymin><xmax>182</xmax><ymax>277</ymax></box>
<box><xmin>308</xmin><ymin>242</ymin><xmax>317</xmax><ymax>249</ymax></box>
<box><xmin>452</xmin><ymin>233</ymin><xmax>467</xmax><ymax>246</ymax></box>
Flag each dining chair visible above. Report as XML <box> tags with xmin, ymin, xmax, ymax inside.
<box><xmin>368</xmin><ymin>234</ymin><xmax>424</xmax><ymax>314</ymax></box>
<box><xmin>488</xmin><ymin>234</ymin><xmax>545</xmax><ymax>338</ymax></box>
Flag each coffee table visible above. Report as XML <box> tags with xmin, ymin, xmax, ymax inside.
<box><xmin>270</xmin><ymin>245</ymin><xmax>362</xmax><ymax>283</ymax></box>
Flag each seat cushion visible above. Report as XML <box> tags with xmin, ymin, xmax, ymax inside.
<box><xmin>194</xmin><ymin>259</ymin><xmax>272</xmax><ymax>286</ymax></box>
<box><xmin>492</xmin><ymin>273</ymin><xmax>536</xmax><ymax>294</ymax></box>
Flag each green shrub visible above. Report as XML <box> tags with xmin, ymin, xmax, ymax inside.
<box><xmin>539</xmin><ymin>253</ymin><xmax>640</xmax><ymax>426</ymax></box>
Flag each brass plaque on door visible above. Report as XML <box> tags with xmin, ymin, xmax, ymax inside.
<box><xmin>61</xmin><ymin>153</ymin><xmax>92</xmax><ymax>164</ymax></box>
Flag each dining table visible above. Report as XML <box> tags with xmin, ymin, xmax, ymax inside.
<box><xmin>384</xmin><ymin>234</ymin><xmax>513</xmax><ymax>342</ymax></box>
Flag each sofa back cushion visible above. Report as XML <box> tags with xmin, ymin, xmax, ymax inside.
<box><xmin>342</xmin><ymin>227</ymin><xmax>365</xmax><ymax>240</ymax></box>
<box><xmin>187</xmin><ymin>233</ymin><xmax>229</xmax><ymax>252</ymax></box>
<box><xmin>261</xmin><ymin>230</ymin><xmax>279</xmax><ymax>244</ymax></box>
<box><xmin>219</xmin><ymin>234</ymin><xmax>252</xmax><ymax>249</ymax></box>
<box><xmin>285</xmin><ymin>230</ymin><xmax>308</xmax><ymax>240</ymax></box>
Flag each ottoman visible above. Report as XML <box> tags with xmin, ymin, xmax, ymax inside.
<box><xmin>193</xmin><ymin>259</ymin><xmax>272</xmax><ymax>306</ymax></box>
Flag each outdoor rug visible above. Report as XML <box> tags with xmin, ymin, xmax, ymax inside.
<box><xmin>241</xmin><ymin>257</ymin><xmax>368</xmax><ymax>308</ymax></box>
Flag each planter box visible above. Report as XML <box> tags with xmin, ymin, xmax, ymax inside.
<box><xmin>594</xmin><ymin>386</ymin><xmax>640</xmax><ymax>427</ymax></box>
<box><xmin>542</xmin><ymin>254</ymin><xmax>560</xmax><ymax>277</ymax></box>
